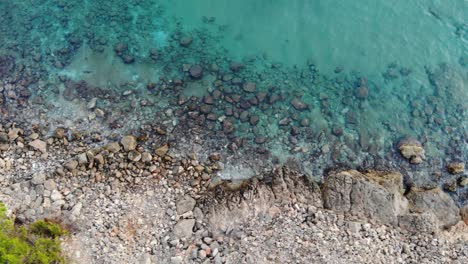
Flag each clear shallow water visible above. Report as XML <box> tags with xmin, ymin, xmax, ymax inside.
<box><xmin>163</xmin><ymin>0</ymin><xmax>467</xmax><ymax>80</ymax></box>
<box><xmin>0</xmin><ymin>1</ymin><xmax>467</xmax><ymax>203</ymax></box>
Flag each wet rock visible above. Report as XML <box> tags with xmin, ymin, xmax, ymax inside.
<box><xmin>447</xmin><ymin>162</ymin><xmax>465</xmax><ymax>175</ymax></box>
<box><xmin>114</xmin><ymin>43</ymin><xmax>128</xmax><ymax>54</ymax></box>
<box><xmin>223</xmin><ymin>120</ymin><xmax>235</xmax><ymax>134</ymax></box>
<box><xmin>300</xmin><ymin>118</ymin><xmax>310</xmax><ymax>127</ymax></box>
<box><xmin>243</xmin><ymin>82</ymin><xmax>256</xmax><ymax>93</ymax></box>
<box><xmin>128</xmin><ymin>150</ymin><xmax>142</xmax><ymax>162</ymax></box>
<box><xmin>230</xmin><ymin>62</ymin><xmax>245</xmax><ymax>72</ymax></box>
<box><xmin>290</xmin><ymin>98</ymin><xmax>309</xmax><ymax>111</ymax></box>
<box><xmin>332</xmin><ymin>126</ymin><xmax>343</xmax><ymax>137</ymax></box>
<box><xmin>189</xmin><ymin>65</ymin><xmax>203</xmax><ymax>79</ymax></box>
<box><xmin>121</xmin><ymin>136</ymin><xmax>137</xmax><ymax>151</ymax></box>
<box><xmin>29</xmin><ymin>139</ymin><xmax>47</xmax><ymax>153</ymax></box>
<box><xmin>54</xmin><ymin>127</ymin><xmax>66</xmax><ymax>139</ymax></box>
<box><xmin>155</xmin><ymin>144</ymin><xmax>169</xmax><ymax>157</ymax></box>
<box><xmin>103</xmin><ymin>142</ymin><xmax>121</xmax><ymax>153</ymax></box>
<box><xmin>173</xmin><ymin>219</ymin><xmax>195</xmax><ymax>238</ymax></box>
<box><xmin>177</xmin><ymin>195</ymin><xmax>196</xmax><ymax>215</ymax></box>
<box><xmin>278</xmin><ymin>118</ymin><xmax>291</xmax><ymax>126</ymax></box>
<box><xmin>406</xmin><ymin>187</ymin><xmax>460</xmax><ymax>228</ymax></box>
<box><xmin>355</xmin><ymin>86</ymin><xmax>369</xmax><ymax>99</ymax></box>
<box><xmin>397</xmin><ymin>138</ymin><xmax>425</xmax><ymax>164</ymax></box>
<box><xmin>249</xmin><ymin>115</ymin><xmax>259</xmax><ymax>126</ymax></box>
<box><xmin>322</xmin><ymin>170</ymin><xmax>407</xmax><ymax>226</ymax></box>
<box><xmin>178</xmin><ymin>94</ymin><xmax>188</xmax><ymax>105</ymax></box>
<box><xmin>256</xmin><ymin>92</ymin><xmax>267</xmax><ymax>103</ymax></box>
<box><xmin>179</xmin><ymin>36</ymin><xmax>193</xmax><ymax>47</ymax></box>
<box><xmin>200</xmin><ymin>104</ymin><xmax>212</xmax><ymax>114</ymax></box>
<box><xmin>122</xmin><ymin>55</ymin><xmax>135</xmax><ymax>64</ymax></box>
<box><xmin>141</xmin><ymin>152</ymin><xmax>152</xmax><ymax>163</ymax></box>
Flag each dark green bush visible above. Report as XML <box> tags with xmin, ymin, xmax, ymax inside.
<box><xmin>0</xmin><ymin>202</ymin><xmax>67</xmax><ymax>263</ymax></box>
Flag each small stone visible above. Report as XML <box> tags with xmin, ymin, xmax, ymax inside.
<box><xmin>173</xmin><ymin>219</ymin><xmax>195</xmax><ymax>238</ymax></box>
<box><xmin>54</xmin><ymin>127</ymin><xmax>66</xmax><ymax>139</ymax></box>
<box><xmin>180</xmin><ymin>36</ymin><xmax>193</xmax><ymax>47</ymax></box>
<box><xmin>177</xmin><ymin>195</ymin><xmax>196</xmax><ymax>215</ymax></box>
<box><xmin>128</xmin><ymin>150</ymin><xmax>142</xmax><ymax>162</ymax></box>
<box><xmin>121</xmin><ymin>136</ymin><xmax>137</xmax><ymax>151</ymax></box>
<box><xmin>155</xmin><ymin>144</ymin><xmax>169</xmax><ymax>157</ymax></box>
<box><xmin>50</xmin><ymin>190</ymin><xmax>63</xmax><ymax>201</ymax></box>
<box><xmin>104</xmin><ymin>142</ymin><xmax>121</xmax><ymax>153</ymax></box>
<box><xmin>447</xmin><ymin>162</ymin><xmax>465</xmax><ymax>175</ymax></box>
<box><xmin>43</xmin><ymin>179</ymin><xmax>56</xmax><ymax>191</ymax></box>
<box><xmin>29</xmin><ymin>139</ymin><xmax>47</xmax><ymax>153</ymax></box>
<box><xmin>31</xmin><ymin>173</ymin><xmax>46</xmax><ymax>185</ymax></box>
<box><xmin>64</xmin><ymin>159</ymin><xmax>78</xmax><ymax>171</ymax></box>
<box><xmin>355</xmin><ymin>86</ymin><xmax>369</xmax><ymax>99</ymax></box>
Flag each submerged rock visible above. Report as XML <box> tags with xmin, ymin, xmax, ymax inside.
<box><xmin>447</xmin><ymin>162</ymin><xmax>465</xmax><ymax>175</ymax></box>
<box><xmin>290</xmin><ymin>97</ymin><xmax>309</xmax><ymax>111</ymax></box>
<box><xmin>189</xmin><ymin>65</ymin><xmax>203</xmax><ymax>79</ymax></box>
<box><xmin>397</xmin><ymin>138</ymin><xmax>425</xmax><ymax>164</ymax></box>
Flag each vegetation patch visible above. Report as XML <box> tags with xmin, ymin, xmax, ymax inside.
<box><xmin>0</xmin><ymin>202</ymin><xmax>68</xmax><ymax>263</ymax></box>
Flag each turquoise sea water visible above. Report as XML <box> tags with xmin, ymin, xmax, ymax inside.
<box><xmin>0</xmin><ymin>1</ymin><xmax>467</xmax><ymax>203</ymax></box>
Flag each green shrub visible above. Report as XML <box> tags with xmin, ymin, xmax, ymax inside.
<box><xmin>0</xmin><ymin>202</ymin><xmax>67</xmax><ymax>263</ymax></box>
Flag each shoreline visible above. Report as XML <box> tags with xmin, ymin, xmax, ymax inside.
<box><xmin>0</xmin><ymin>122</ymin><xmax>467</xmax><ymax>263</ymax></box>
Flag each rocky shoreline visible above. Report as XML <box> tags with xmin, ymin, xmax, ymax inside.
<box><xmin>0</xmin><ymin>122</ymin><xmax>467</xmax><ymax>263</ymax></box>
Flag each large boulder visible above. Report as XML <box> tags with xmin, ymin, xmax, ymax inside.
<box><xmin>322</xmin><ymin>170</ymin><xmax>408</xmax><ymax>226</ymax></box>
<box><xmin>405</xmin><ymin>187</ymin><xmax>460</xmax><ymax>228</ymax></box>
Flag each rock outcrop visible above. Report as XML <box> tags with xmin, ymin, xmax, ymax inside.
<box><xmin>322</xmin><ymin>170</ymin><xmax>461</xmax><ymax>232</ymax></box>
<box><xmin>322</xmin><ymin>170</ymin><xmax>407</xmax><ymax>226</ymax></box>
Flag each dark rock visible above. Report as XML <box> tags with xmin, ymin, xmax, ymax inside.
<box><xmin>199</xmin><ymin>104</ymin><xmax>212</xmax><ymax>114</ymax></box>
<box><xmin>249</xmin><ymin>115</ymin><xmax>259</xmax><ymax>126</ymax></box>
<box><xmin>278</xmin><ymin>118</ymin><xmax>291</xmax><ymax>126</ymax></box>
<box><xmin>122</xmin><ymin>55</ymin><xmax>135</xmax><ymax>64</ymax></box>
<box><xmin>291</xmin><ymin>98</ymin><xmax>309</xmax><ymax>111</ymax></box>
<box><xmin>256</xmin><ymin>92</ymin><xmax>267</xmax><ymax>103</ymax></box>
<box><xmin>290</xmin><ymin>126</ymin><xmax>300</xmax><ymax>136</ymax></box>
<box><xmin>223</xmin><ymin>120</ymin><xmax>235</xmax><ymax>134</ymax></box>
<box><xmin>230</xmin><ymin>62</ymin><xmax>245</xmax><ymax>72</ymax></box>
<box><xmin>189</xmin><ymin>65</ymin><xmax>203</xmax><ymax>79</ymax></box>
<box><xmin>254</xmin><ymin>136</ymin><xmax>267</xmax><ymax>144</ymax></box>
<box><xmin>332</xmin><ymin>126</ymin><xmax>343</xmax><ymax>137</ymax></box>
